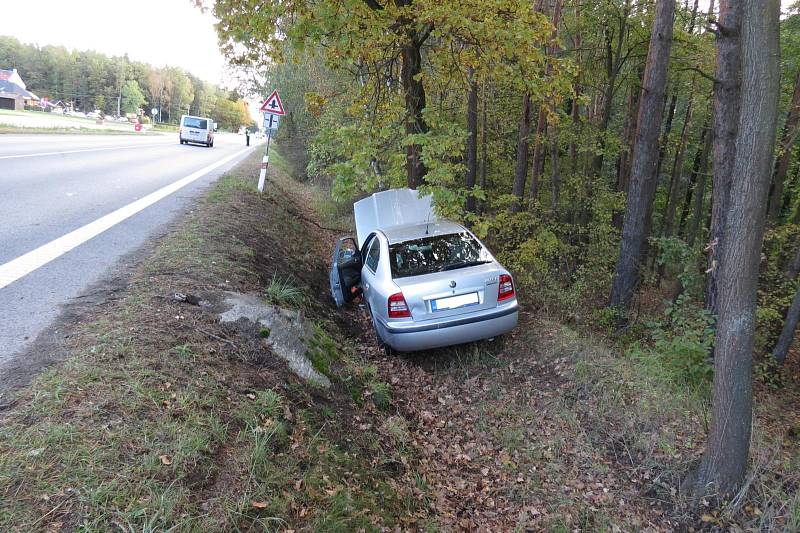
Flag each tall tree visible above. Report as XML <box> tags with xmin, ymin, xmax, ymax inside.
<box><xmin>772</xmin><ymin>281</ymin><xmax>800</xmax><ymax>366</ymax></box>
<box><xmin>767</xmin><ymin>69</ymin><xmax>800</xmax><ymax>222</ymax></box>
<box><xmin>705</xmin><ymin>0</ymin><xmax>743</xmax><ymax>318</ymax></box>
<box><xmin>690</xmin><ymin>0</ymin><xmax>780</xmax><ymax>497</ymax></box>
<box><xmin>608</xmin><ymin>0</ymin><xmax>676</xmax><ymax>311</ymax></box>
<box><xmin>511</xmin><ymin>94</ymin><xmax>532</xmax><ymax>212</ymax></box>
<box><xmin>465</xmin><ymin>67</ymin><xmax>479</xmax><ymax>214</ymax></box>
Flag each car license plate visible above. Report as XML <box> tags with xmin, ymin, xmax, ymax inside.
<box><xmin>431</xmin><ymin>292</ymin><xmax>479</xmax><ymax>312</ymax></box>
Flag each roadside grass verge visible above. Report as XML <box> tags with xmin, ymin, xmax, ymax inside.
<box><xmin>0</xmin><ymin>148</ymin><xmax>428</xmax><ymax>531</ymax></box>
<box><xmin>0</xmin><ymin>124</ymin><xmax>145</xmax><ymax>135</ymax></box>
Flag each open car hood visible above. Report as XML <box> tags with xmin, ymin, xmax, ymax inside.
<box><xmin>353</xmin><ymin>188</ymin><xmax>437</xmax><ymax>248</ymax></box>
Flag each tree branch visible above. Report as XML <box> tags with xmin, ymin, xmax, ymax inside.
<box><xmin>363</xmin><ymin>0</ymin><xmax>384</xmax><ymax>10</ymax></box>
<box><xmin>678</xmin><ymin>66</ymin><xmax>719</xmax><ymax>84</ymax></box>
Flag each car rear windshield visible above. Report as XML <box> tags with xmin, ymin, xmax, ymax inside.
<box><xmin>183</xmin><ymin>117</ymin><xmax>207</xmax><ymax>129</ymax></box>
<box><xmin>389</xmin><ymin>232</ymin><xmax>489</xmax><ymax>278</ymax></box>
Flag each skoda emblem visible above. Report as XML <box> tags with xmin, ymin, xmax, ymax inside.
<box><xmin>449</xmin><ymin>280</ymin><xmax>457</xmax><ymax>288</ymax></box>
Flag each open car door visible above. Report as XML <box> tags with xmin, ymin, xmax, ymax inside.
<box><xmin>329</xmin><ymin>236</ymin><xmax>362</xmax><ymax>307</ymax></box>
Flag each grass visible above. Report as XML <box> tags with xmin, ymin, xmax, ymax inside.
<box><xmin>0</xmin><ymin>124</ymin><xmax>144</xmax><ymax>135</ymax></box>
<box><xmin>0</xmin><ymin>147</ymin><xmax>429</xmax><ymax>531</ymax></box>
<box><xmin>264</xmin><ymin>274</ymin><xmax>305</xmax><ymax>307</ymax></box>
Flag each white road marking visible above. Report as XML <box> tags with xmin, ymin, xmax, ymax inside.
<box><xmin>0</xmin><ymin>146</ymin><xmax>253</xmax><ymax>290</ymax></box>
<box><xmin>0</xmin><ymin>142</ymin><xmax>169</xmax><ymax>160</ymax></box>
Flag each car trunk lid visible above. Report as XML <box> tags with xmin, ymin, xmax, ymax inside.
<box><xmin>392</xmin><ymin>263</ymin><xmax>503</xmax><ymax>321</ymax></box>
<box><xmin>353</xmin><ymin>188</ymin><xmax>437</xmax><ymax>248</ymax></box>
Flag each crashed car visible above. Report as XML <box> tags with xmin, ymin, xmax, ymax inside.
<box><xmin>330</xmin><ymin>188</ymin><xmax>518</xmax><ymax>352</ymax></box>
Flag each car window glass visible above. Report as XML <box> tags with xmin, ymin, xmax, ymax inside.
<box><xmin>389</xmin><ymin>232</ymin><xmax>489</xmax><ymax>278</ymax></box>
<box><xmin>365</xmin><ymin>237</ymin><xmax>380</xmax><ymax>272</ymax></box>
<box><xmin>183</xmin><ymin>117</ymin><xmax>207</xmax><ymax>129</ymax></box>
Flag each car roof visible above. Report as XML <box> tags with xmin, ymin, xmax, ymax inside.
<box><xmin>380</xmin><ymin>220</ymin><xmax>466</xmax><ymax>245</ymax></box>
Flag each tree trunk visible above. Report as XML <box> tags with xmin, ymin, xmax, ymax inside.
<box><xmin>478</xmin><ymin>81</ymin><xmax>488</xmax><ymax>215</ymax></box>
<box><xmin>662</xmin><ymin>98</ymin><xmax>694</xmax><ymax>238</ymax></box>
<box><xmin>655</xmin><ymin>89</ymin><xmax>679</xmax><ymax>191</ymax></box>
<box><xmin>465</xmin><ymin>68</ymin><xmax>478</xmax><ymax>214</ymax></box>
<box><xmin>401</xmin><ymin>39</ymin><xmax>428</xmax><ymax>189</ymax></box>
<box><xmin>569</xmin><ymin>1</ymin><xmax>582</xmax><ymax>176</ymax></box>
<box><xmin>511</xmin><ymin>93</ymin><xmax>531</xmax><ymax>212</ymax></box>
<box><xmin>687</xmin><ymin>122</ymin><xmax>714</xmax><ymax>247</ymax></box>
<box><xmin>551</xmin><ymin>130</ymin><xmax>560</xmax><ymax>215</ymax></box>
<box><xmin>609</xmin><ymin>0</ymin><xmax>675</xmax><ymax>311</ymax></box>
<box><xmin>549</xmin><ymin>0</ymin><xmax>563</xmax><ymax>216</ymax></box>
<box><xmin>591</xmin><ymin>0</ymin><xmax>632</xmax><ymax>176</ymax></box>
<box><xmin>617</xmin><ymin>79</ymin><xmax>641</xmax><ymax>193</ymax></box>
<box><xmin>767</xmin><ymin>69</ymin><xmax>800</xmax><ymax>222</ymax></box>
<box><xmin>705</xmin><ymin>0</ymin><xmax>743</xmax><ymax>319</ymax></box>
<box><xmin>529</xmin><ymin>106</ymin><xmax>547</xmax><ymax>206</ymax></box>
<box><xmin>789</xmin><ymin>245</ymin><xmax>800</xmax><ymax>280</ymax></box>
<box><xmin>678</xmin><ymin>121</ymin><xmax>707</xmax><ymax>237</ymax></box>
<box><xmin>691</xmin><ymin>0</ymin><xmax>780</xmax><ymax>497</ymax></box>
<box><xmin>773</xmin><ymin>283</ymin><xmax>800</xmax><ymax>365</ymax></box>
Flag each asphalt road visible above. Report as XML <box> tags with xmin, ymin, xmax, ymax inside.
<box><xmin>0</xmin><ymin>132</ymin><xmax>259</xmax><ymax>373</ymax></box>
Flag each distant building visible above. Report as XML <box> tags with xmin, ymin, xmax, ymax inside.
<box><xmin>0</xmin><ymin>68</ymin><xmax>39</xmax><ymax>111</ymax></box>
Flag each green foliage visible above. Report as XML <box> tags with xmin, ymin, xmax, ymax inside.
<box><xmin>265</xmin><ymin>274</ymin><xmax>305</xmax><ymax>308</ymax></box>
<box><xmin>120</xmin><ymin>80</ymin><xmax>145</xmax><ymax>114</ymax></box>
<box><xmin>306</xmin><ymin>324</ymin><xmax>340</xmax><ymax>379</ymax></box>
<box><xmin>633</xmin><ymin>295</ymin><xmax>715</xmax><ymax>391</ymax></box>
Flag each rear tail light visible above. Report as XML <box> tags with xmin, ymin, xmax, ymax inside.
<box><xmin>388</xmin><ymin>292</ymin><xmax>411</xmax><ymax>318</ymax></box>
<box><xmin>498</xmin><ymin>274</ymin><xmax>515</xmax><ymax>302</ymax></box>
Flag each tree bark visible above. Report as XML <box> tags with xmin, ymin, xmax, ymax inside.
<box><xmin>687</xmin><ymin>121</ymin><xmax>713</xmax><ymax>247</ymax></box>
<box><xmin>691</xmin><ymin>0</ymin><xmax>780</xmax><ymax>497</ymax></box>
<box><xmin>529</xmin><ymin>106</ymin><xmax>547</xmax><ymax>206</ymax></box>
<box><xmin>569</xmin><ymin>1</ymin><xmax>582</xmax><ymax>176</ymax></box>
<box><xmin>617</xmin><ymin>79</ymin><xmax>641</xmax><ymax>194</ymax></box>
<box><xmin>767</xmin><ymin>69</ymin><xmax>800</xmax><ymax>222</ymax></box>
<box><xmin>511</xmin><ymin>93</ymin><xmax>531</xmax><ymax>212</ymax></box>
<box><xmin>609</xmin><ymin>0</ymin><xmax>675</xmax><ymax>311</ymax></box>
<box><xmin>591</xmin><ymin>0</ymin><xmax>632</xmax><ymax>177</ymax></box>
<box><xmin>401</xmin><ymin>38</ymin><xmax>429</xmax><ymax>189</ymax></box>
<box><xmin>549</xmin><ymin>0</ymin><xmax>563</xmax><ymax>216</ymax></box>
<box><xmin>705</xmin><ymin>0</ymin><xmax>743</xmax><ymax>319</ymax></box>
<box><xmin>662</xmin><ymin>97</ymin><xmax>694</xmax><ymax>238</ymax></box>
<box><xmin>678</xmin><ymin>121</ymin><xmax>706</xmax><ymax>237</ymax></box>
<box><xmin>789</xmin><ymin>245</ymin><xmax>800</xmax><ymax>280</ymax></box>
<box><xmin>478</xmin><ymin>81</ymin><xmax>488</xmax><ymax>215</ymax></box>
<box><xmin>465</xmin><ymin>68</ymin><xmax>478</xmax><ymax>214</ymax></box>
<box><xmin>773</xmin><ymin>283</ymin><xmax>800</xmax><ymax>365</ymax></box>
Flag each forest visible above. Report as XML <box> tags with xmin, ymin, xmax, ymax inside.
<box><xmin>208</xmin><ymin>0</ymin><xmax>800</xmax><ymax>504</ymax></box>
<box><xmin>0</xmin><ymin>36</ymin><xmax>253</xmax><ymax>130</ymax></box>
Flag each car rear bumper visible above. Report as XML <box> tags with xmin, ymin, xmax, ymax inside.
<box><xmin>376</xmin><ymin>300</ymin><xmax>518</xmax><ymax>351</ymax></box>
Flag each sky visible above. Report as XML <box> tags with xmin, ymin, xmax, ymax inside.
<box><xmin>4</xmin><ymin>0</ymin><xmax>228</xmax><ymax>86</ymax></box>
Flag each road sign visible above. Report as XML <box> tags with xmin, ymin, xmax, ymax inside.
<box><xmin>263</xmin><ymin>113</ymin><xmax>280</xmax><ymax>131</ymax></box>
<box><xmin>259</xmin><ymin>90</ymin><xmax>285</xmax><ymax>115</ymax></box>
<box><xmin>134</xmin><ymin>123</ymin><xmax>142</xmax><ymax>132</ymax></box>
<box><xmin>151</xmin><ymin>108</ymin><xmax>158</xmax><ymax>116</ymax></box>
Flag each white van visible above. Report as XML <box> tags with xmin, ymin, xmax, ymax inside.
<box><xmin>179</xmin><ymin>115</ymin><xmax>216</xmax><ymax>147</ymax></box>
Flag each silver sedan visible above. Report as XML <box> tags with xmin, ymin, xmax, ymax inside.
<box><xmin>330</xmin><ymin>189</ymin><xmax>518</xmax><ymax>352</ymax></box>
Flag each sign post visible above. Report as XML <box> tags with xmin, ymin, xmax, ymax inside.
<box><xmin>257</xmin><ymin>90</ymin><xmax>285</xmax><ymax>193</ymax></box>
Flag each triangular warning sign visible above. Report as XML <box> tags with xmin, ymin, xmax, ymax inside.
<box><xmin>259</xmin><ymin>90</ymin><xmax>285</xmax><ymax>115</ymax></box>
